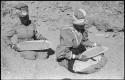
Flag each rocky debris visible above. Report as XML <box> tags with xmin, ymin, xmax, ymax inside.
<box><xmin>1</xmin><ymin>55</ymin><xmax>9</xmax><ymax>72</ymax></box>
<box><xmin>105</xmin><ymin>26</ymin><xmax>124</xmax><ymax>32</ymax></box>
<box><xmin>82</xmin><ymin>1</ymin><xmax>124</xmax><ymax>33</ymax></box>
<box><xmin>1</xmin><ymin>1</ymin><xmax>124</xmax><ymax>33</ymax></box>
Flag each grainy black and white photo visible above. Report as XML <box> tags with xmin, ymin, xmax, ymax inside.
<box><xmin>1</xmin><ymin>1</ymin><xmax>124</xmax><ymax>79</ymax></box>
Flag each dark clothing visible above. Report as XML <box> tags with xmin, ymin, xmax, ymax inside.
<box><xmin>69</xmin><ymin>43</ymin><xmax>86</xmax><ymax>55</ymax></box>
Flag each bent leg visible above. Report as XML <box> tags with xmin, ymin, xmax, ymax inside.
<box><xmin>20</xmin><ymin>51</ymin><xmax>38</xmax><ymax>60</ymax></box>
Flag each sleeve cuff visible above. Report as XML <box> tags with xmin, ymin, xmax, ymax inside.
<box><xmin>72</xmin><ymin>54</ymin><xmax>76</xmax><ymax>59</ymax></box>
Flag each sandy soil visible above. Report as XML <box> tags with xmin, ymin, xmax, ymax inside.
<box><xmin>1</xmin><ymin>1</ymin><xmax>124</xmax><ymax>79</ymax></box>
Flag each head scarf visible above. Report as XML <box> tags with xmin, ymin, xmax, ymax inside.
<box><xmin>72</xmin><ymin>8</ymin><xmax>87</xmax><ymax>25</ymax></box>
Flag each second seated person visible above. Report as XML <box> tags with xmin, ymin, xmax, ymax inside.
<box><xmin>56</xmin><ymin>8</ymin><xmax>100</xmax><ymax>72</ymax></box>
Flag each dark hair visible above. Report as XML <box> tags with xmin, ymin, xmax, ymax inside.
<box><xmin>19</xmin><ymin>15</ymin><xmax>31</xmax><ymax>26</ymax></box>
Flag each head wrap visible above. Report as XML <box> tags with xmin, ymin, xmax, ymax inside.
<box><xmin>14</xmin><ymin>3</ymin><xmax>28</xmax><ymax>10</ymax></box>
<box><xmin>72</xmin><ymin>8</ymin><xmax>87</xmax><ymax>25</ymax></box>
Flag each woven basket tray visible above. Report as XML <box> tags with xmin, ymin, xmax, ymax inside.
<box><xmin>82</xmin><ymin>46</ymin><xmax>108</xmax><ymax>58</ymax></box>
<box><xmin>16</xmin><ymin>40</ymin><xmax>50</xmax><ymax>51</ymax></box>
<box><xmin>72</xmin><ymin>46</ymin><xmax>108</xmax><ymax>73</ymax></box>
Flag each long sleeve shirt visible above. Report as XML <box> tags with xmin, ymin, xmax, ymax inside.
<box><xmin>2</xmin><ymin>20</ymin><xmax>46</xmax><ymax>46</ymax></box>
<box><xmin>56</xmin><ymin>25</ymin><xmax>94</xmax><ymax>68</ymax></box>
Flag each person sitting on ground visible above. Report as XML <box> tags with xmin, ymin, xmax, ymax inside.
<box><xmin>56</xmin><ymin>8</ymin><xmax>100</xmax><ymax>72</ymax></box>
<box><xmin>2</xmin><ymin>3</ymin><xmax>54</xmax><ymax>60</ymax></box>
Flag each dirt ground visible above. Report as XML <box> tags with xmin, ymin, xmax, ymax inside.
<box><xmin>1</xmin><ymin>1</ymin><xmax>124</xmax><ymax>79</ymax></box>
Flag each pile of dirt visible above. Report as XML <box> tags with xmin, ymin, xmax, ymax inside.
<box><xmin>1</xmin><ymin>1</ymin><xmax>124</xmax><ymax>33</ymax></box>
<box><xmin>84</xmin><ymin>1</ymin><xmax>124</xmax><ymax>32</ymax></box>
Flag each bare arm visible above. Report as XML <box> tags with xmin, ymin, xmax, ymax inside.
<box><xmin>2</xmin><ymin>26</ymin><xmax>16</xmax><ymax>46</ymax></box>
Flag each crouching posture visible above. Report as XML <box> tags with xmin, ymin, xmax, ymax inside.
<box><xmin>2</xmin><ymin>3</ymin><xmax>54</xmax><ymax>60</ymax></box>
<box><xmin>56</xmin><ymin>8</ymin><xmax>106</xmax><ymax>73</ymax></box>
